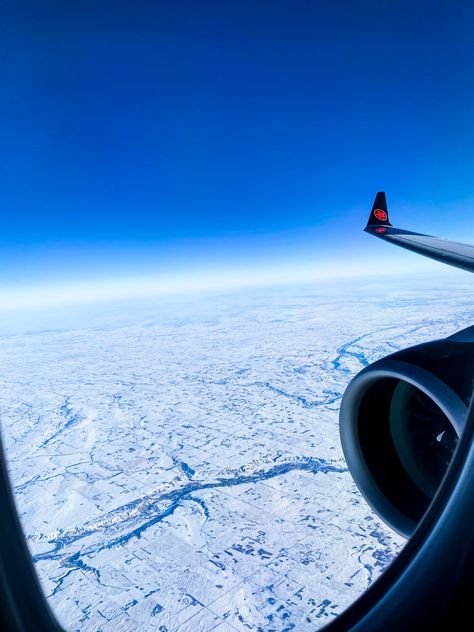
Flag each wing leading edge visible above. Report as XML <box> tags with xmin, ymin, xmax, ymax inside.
<box><xmin>365</xmin><ymin>192</ymin><xmax>474</xmax><ymax>273</ymax></box>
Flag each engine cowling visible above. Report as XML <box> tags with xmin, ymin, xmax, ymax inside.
<box><xmin>339</xmin><ymin>325</ymin><xmax>474</xmax><ymax>538</ymax></box>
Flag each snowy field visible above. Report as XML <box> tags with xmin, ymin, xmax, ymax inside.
<box><xmin>1</xmin><ymin>274</ymin><xmax>472</xmax><ymax>631</ymax></box>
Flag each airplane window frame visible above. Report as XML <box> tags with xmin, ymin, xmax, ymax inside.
<box><xmin>2</xmin><ymin>394</ymin><xmax>474</xmax><ymax>630</ymax></box>
<box><xmin>0</xmin><ymin>433</ymin><xmax>62</xmax><ymax>632</ymax></box>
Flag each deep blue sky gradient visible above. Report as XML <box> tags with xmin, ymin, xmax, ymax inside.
<box><xmin>2</xmin><ymin>1</ymin><xmax>474</xmax><ymax>295</ymax></box>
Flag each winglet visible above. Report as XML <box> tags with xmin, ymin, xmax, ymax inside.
<box><xmin>366</xmin><ymin>192</ymin><xmax>392</xmax><ymax>228</ymax></box>
<box><xmin>363</xmin><ymin>192</ymin><xmax>474</xmax><ymax>273</ymax></box>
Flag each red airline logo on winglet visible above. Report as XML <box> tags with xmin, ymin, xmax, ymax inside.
<box><xmin>373</xmin><ymin>209</ymin><xmax>388</xmax><ymax>221</ymax></box>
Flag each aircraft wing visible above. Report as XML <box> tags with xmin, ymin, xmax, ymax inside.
<box><xmin>365</xmin><ymin>192</ymin><xmax>474</xmax><ymax>273</ymax></box>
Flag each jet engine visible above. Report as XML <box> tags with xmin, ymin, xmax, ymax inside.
<box><xmin>340</xmin><ymin>325</ymin><xmax>474</xmax><ymax>537</ymax></box>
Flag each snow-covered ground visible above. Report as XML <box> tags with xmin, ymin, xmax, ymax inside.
<box><xmin>1</xmin><ymin>275</ymin><xmax>472</xmax><ymax>631</ymax></box>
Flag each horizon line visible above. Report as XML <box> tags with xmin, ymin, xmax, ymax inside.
<box><xmin>0</xmin><ymin>258</ymin><xmax>453</xmax><ymax>312</ymax></box>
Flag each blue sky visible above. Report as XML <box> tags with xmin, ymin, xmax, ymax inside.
<box><xmin>2</xmin><ymin>1</ymin><xmax>474</xmax><ymax>305</ymax></box>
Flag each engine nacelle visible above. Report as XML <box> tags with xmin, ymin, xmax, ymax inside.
<box><xmin>340</xmin><ymin>325</ymin><xmax>474</xmax><ymax>537</ymax></box>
